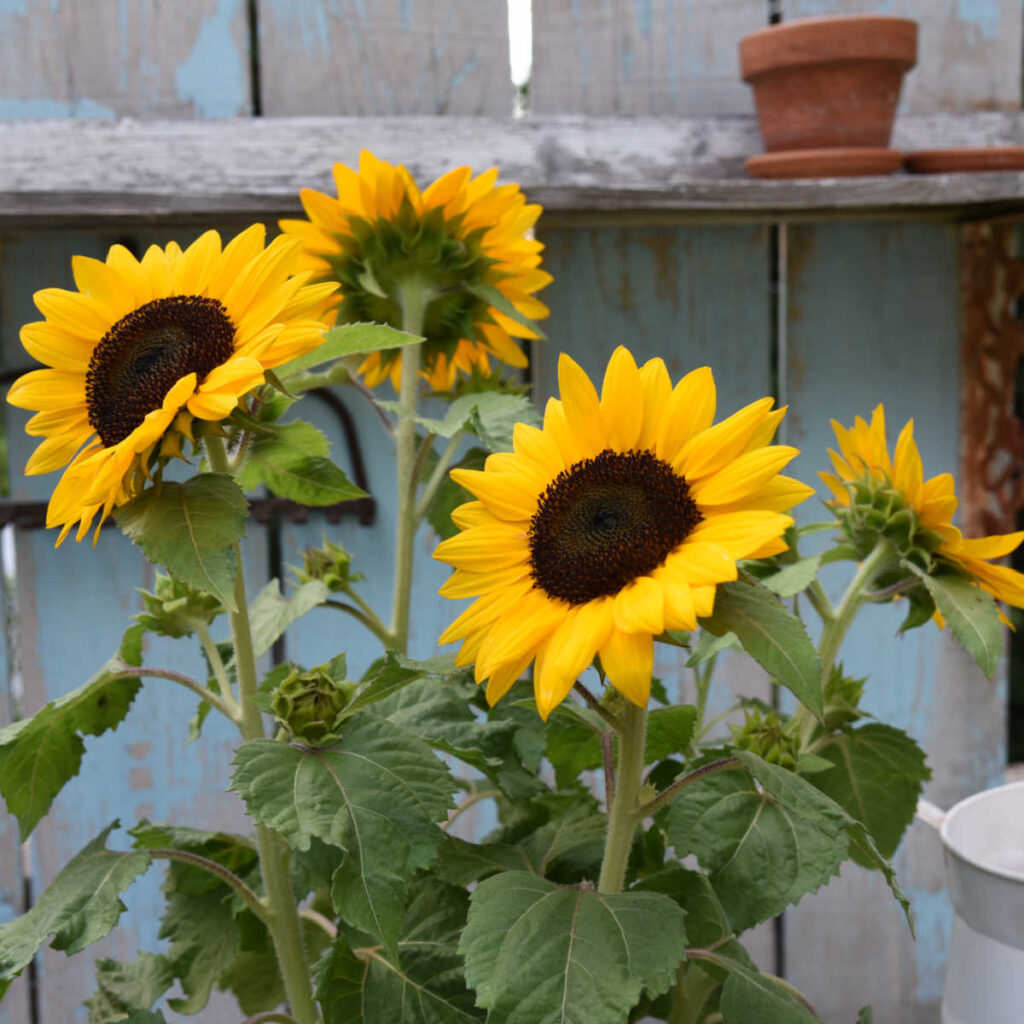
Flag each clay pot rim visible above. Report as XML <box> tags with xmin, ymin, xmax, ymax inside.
<box><xmin>740</xmin><ymin>15</ymin><xmax>918</xmax><ymax>81</ymax></box>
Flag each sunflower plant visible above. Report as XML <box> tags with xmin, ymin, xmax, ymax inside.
<box><xmin>0</xmin><ymin>154</ymin><xmax>1018</xmax><ymax>1024</ymax></box>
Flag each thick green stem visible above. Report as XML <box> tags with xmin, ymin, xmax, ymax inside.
<box><xmin>597</xmin><ymin>702</ymin><xmax>648</xmax><ymax>894</ymax></box>
<box><xmin>148</xmin><ymin>848</ymin><xmax>268</xmax><ymax>923</ymax></box>
<box><xmin>389</xmin><ymin>283</ymin><xmax>428</xmax><ymax>655</ymax></box>
<box><xmin>205</xmin><ymin>435</ymin><xmax>320</xmax><ymax>1024</ymax></box>
<box><xmin>668</xmin><ymin>963</ymin><xmax>718</xmax><ymax>1024</ymax></box>
<box><xmin>415</xmin><ymin>430</ymin><xmax>464</xmax><ymax>521</ymax></box>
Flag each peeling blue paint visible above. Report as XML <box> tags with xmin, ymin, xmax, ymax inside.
<box><xmin>908</xmin><ymin>887</ymin><xmax>954</xmax><ymax>1002</ymax></box>
<box><xmin>957</xmin><ymin>0</ymin><xmax>1000</xmax><ymax>39</ymax></box>
<box><xmin>0</xmin><ymin>96</ymin><xmax>114</xmax><ymax>118</ymax></box>
<box><xmin>174</xmin><ymin>0</ymin><xmax>247</xmax><ymax>117</ymax></box>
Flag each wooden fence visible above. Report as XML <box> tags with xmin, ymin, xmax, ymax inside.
<box><xmin>1</xmin><ymin>1</ymin><xmax>1023</xmax><ymax>1021</ymax></box>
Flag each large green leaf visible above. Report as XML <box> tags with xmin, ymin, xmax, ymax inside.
<box><xmin>0</xmin><ymin>823</ymin><xmax>150</xmax><ymax>996</ymax></box>
<box><xmin>811</xmin><ymin>723</ymin><xmax>930</xmax><ymax>863</ymax></box>
<box><xmin>282</xmin><ymin>321</ymin><xmax>424</xmax><ymax>377</ymax></box>
<box><xmin>235</xmin><ymin>419</ymin><xmax>329</xmax><ymax>489</ymax></box>
<box><xmin>413</xmin><ymin>391</ymin><xmax>541</xmax><ymax>453</ymax></box>
<box><xmin>85</xmin><ymin>953</ymin><xmax>174</xmax><ymax>1024</ymax></box>
<box><xmin>247</xmin><ymin>578</ymin><xmax>330</xmax><ymax>658</ymax></box>
<box><xmin>263</xmin><ymin>454</ymin><xmax>367</xmax><ymax>507</ymax></box>
<box><xmin>708</xmin><ymin>953</ymin><xmax>821</xmax><ymax>1023</ymax></box>
<box><xmin>759</xmin><ymin>555</ymin><xmax>823</xmax><ymax>599</ymax></box>
<box><xmin>230</xmin><ymin>718</ymin><xmax>454</xmax><ymax>953</ymax></box>
<box><xmin>904</xmin><ymin>563</ymin><xmax>1003</xmax><ymax>678</ymax></box>
<box><xmin>433</xmin><ymin>835</ymin><xmax>534</xmax><ymax>886</ymax></box>
<box><xmin>0</xmin><ymin>629</ymin><xmax>143</xmax><ymax>839</ymax></box>
<box><xmin>661</xmin><ymin>757</ymin><xmax>846</xmax><ymax>931</ymax></box>
<box><xmin>460</xmin><ymin>872</ymin><xmax>686</xmax><ymax>1024</ymax></box>
<box><xmin>316</xmin><ymin>881</ymin><xmax>483</xmax><ymax>1023</ymax></box>
<box><xmin>700</xmin><ymin>579</ymin><xmax>824</xmax><ymax>719</ymax></box>
<box><xmin>116</xmin><ymin>474</ymin><xmax>248</xmax><ymax>609</ymax></box>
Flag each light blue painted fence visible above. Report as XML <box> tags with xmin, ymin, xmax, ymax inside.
<box><xmin>1</xmin><ymin>2</ymin><xmax>1021</xmax><ymax>1023</ymax></box>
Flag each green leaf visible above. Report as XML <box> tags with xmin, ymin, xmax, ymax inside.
<box><xmin>316</xmin><ymin>881</ymin><xmax>484</xmax><ymax>1023</ymax></box>
<box><xmin>235</xmin><ymin>420</ymin><xmax>329</xmax><ymax>491</ymax></box>
<box><xmin>0</xmin><ymin>823</ymin><xmax>150</xmax><ymax>996</ymax></box>
<box><xmin>685</xmin><ymin>629</ymin><xmax>741</xmax><ymax>667</ymax></box>
<box><xmin>700</xmin><ymin>579</ymin><xmax>824</xmax><ymax>719</ymax></box>
<box><xmin>116</xmin><ymin>474</ymin><xmax>248</xmax><ymax>609</ymax></box>
<box><xmin>857</xmin><ymin>1008</ymin><xmax>874</xmax><ymax>1024</ymax></box>
<box><xmin>759</xmin><ymin>555</ymin><xmax>822</xmax><ymax>598</ymax></box>
<box><xmin>0</xmin><ymin>636</ymin><xmax>143</xmax><ymax>838</ymax></box>
<box><xmin>433</xmin><ymin>835</ymin><xmax>533</xmax><ymax>886</ymax></box>
<box><xmin>230</xmin><ymin>718</ymin><xmax>453</xmax><ymax>953</ymax></box>
<box><xmin>811</xmin><ymin>723</ymin><xmax>930</xmax><ymax>862</ymax></box>
<box><xmin>415</xmin><ymin>391</ymin><xmax>541</xmax><ymax>453</ymax></box>
<box><xmin>85</xmin><ymin>953</ymin><xmax>174</xmax><ymax>1024</ymax></box>
<box><xmin>903</xmin><ymin>563</ymin><xmax>1003</xmax><ymax>678</ymax></box>
<box><xmin>255</xmin><ymin>447</ymin><xmax>368</xmax><ymax>507</ymax></box>
<box><xmin>460</xmin><ymin>873</ymin><xmax>687</xmax><ymax>1024</ymax></box>
<box><xmin>520</xmin><ymin>804</ymin><xmax>607</xmax><ymax>880</ymax></box>
<box><xmin>247</xmin><ymin>578</ymin><xmax>330</xmax><ymax>658</ymax></box>
<box><xmin>713</xmin><ymin>955</ymin><xmax>821</xmax><ymax>1023</ymax></box>
<box><xmin>122</xmin><ymin>1013</ymin><xmax>167</xmax><ymax>1024</ymax></box>
<box><xmin>646</xmin><ymin>705</ymin><xmax>698</xmax><ymax>761</ymax></box>
<box><xmin>282</xmin><ymin>322</ymin><xmax>424</xmax><ymax>377</ymax></box>
<box><xmin>661</xmin><ymin>757</ymin><xmax>846</xmax><ymax>931</ymax></box>
<box><xmin>465</xmin><ymin>282</ymin><xmax>546</xmax><ymax>339</ymax></box>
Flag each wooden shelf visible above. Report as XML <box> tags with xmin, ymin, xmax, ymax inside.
<box><xmin>4</xmin><ymin>112</ymin><xmax>1024</xmax><ymax>225</ymax></box>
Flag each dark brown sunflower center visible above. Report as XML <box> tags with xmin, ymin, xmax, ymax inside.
<box><xmin>528</xmin><ymin>448</ymin><xmax>702</xmax><ymax>605</ymax></box>
<box><xmin>85</xmin><ymin>295</ymin><xmax>235</xmax><ymax>446</ymax></box>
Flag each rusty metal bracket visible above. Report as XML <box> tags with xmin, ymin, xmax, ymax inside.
<box><xmin>961</xmin><ymin>220</ymin><xmax>1024</xmax><ymax>538</ymax></box>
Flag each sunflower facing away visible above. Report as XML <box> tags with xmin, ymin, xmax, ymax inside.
<box><xmin>822</xmin><ymin>405</ymin><xmax>1024</xmax><ymax>612</ymax></box>
<box><xmin>279</xmin><ymin>150</ymin><xmax>551</xmax><ymax>391</ymax></box>
<box><xmin>7</xmin><ymin>225</ymin><xmax>337</xmax><ymax>544</ymax></box>
<box><xmin>434</xmin><ymin>347</ymin><xmax>815</xmax><ymax>718</ymax></box>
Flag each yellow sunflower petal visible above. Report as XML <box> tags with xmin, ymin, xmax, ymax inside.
<box><xmin>599</xmin><ymin>630</ymin><xmax>654</xmax><ymax>707</ymax></box>
<box><xmin>613</xmin><ymin>576</ymin><xmax>665</xmax><ymax>635</ymax></box>
<box><xmin>600</xmin><ymin>346</ymin><xmax>644</xmax><ymax>452</ymax></box>
<box><xmin>655</xmin><ymin>366</ymin><xmax>716</xmax><ymax>463</ymax></box>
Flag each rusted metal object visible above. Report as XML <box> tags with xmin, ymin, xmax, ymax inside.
<box><xmin>961</xmin><ymin>220</ymin><xmax>1024</xmax><ymax>539</ymax></box>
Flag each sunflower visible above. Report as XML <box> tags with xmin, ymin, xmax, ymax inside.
<box><xmin>7</xmin><ymin>225</ymin><xmax>337</xmax><ymax>544</ymax></box>
<box><xmin>822</xmin><ymin>404</ymin><xmax>1024</xmax><ymax>611</ymax></box>
<box><xmin>279</xmin><ymin>150</ymin><xmax>551</xmax><ymax>391</ymax></box>
<box><xmin>433</xmin><ymin>347</ymin><xmax>814</xmax><ymax>718</ymax></box>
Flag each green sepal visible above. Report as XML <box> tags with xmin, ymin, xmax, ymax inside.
<box><xmin>460</xmin><ymin>873</ymin><xmax>686</xmax><ymax>1024</ymax></box>
<box><xmin>464</xmin><ymin>281</ymin><xmax>547</xmax><ymax>340</ymax></box>
<box><xmin>135</xmin><ymin>571</ymin><xmax>223</xmax><ymax>639</ymax></box>
<box><xmin>116</xmin><ymin>473</ymin><xmax>248</xmax><ymax>610</ymax></box>
<box><xmin>0</xmin><ymin>822</ymin><xmax>151</xmax><ymax>997</ymax></box>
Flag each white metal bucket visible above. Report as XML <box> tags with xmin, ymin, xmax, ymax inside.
<box><xmin>918</xmin><ymin>781</ymin><xmax>1024</xmax><ymax>1024</ymax></box>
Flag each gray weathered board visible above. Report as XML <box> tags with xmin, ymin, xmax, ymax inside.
<box><xmin>0</xmin><ymin>1</ymin><xmax>1020</xmax><ymax>1022</ymax></box>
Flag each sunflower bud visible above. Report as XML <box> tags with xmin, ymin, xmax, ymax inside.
<box><xmin>136</xmin><ymin>572</ymin><xmax>223</xmax><ymax>638</ymax></box>
<box><xmin>731</xmin><ymin>708</ymin><xmax>800</xmax><ymax>769</ymax></box>
<box><xmin>292</xmin><ymin>538</ymin><xmax>361</xmax><ymax>592</ymax></box>
<box><xmin>822</xmin><ymin>666</ymin><xmax>867</xmax><ymax>731</ymax></box>
<box><xmin>271</xmin><ymin>666</ymin><xmax>355</xmax><ymax>746</ymax></box>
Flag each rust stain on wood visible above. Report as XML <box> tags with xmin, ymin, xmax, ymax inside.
<box><xmin>126</xmin><ymin>741</ymin><xmax>152</xmax><ymax>761</ymax></box>
<box><xmin>129</xmin><ymin>767</ymin><xmax>153</xmax><ymax>790</ymax></box>
<box><xmin>960</xmin><ymin>220</ymin><xmax>1024</xmax><ymax>537</ymax></box>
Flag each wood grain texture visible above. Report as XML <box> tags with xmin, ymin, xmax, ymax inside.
<box><xmin>531</xmin><ymin>0</ymin><xmax>766</xmax><ymax>116</ymax></box>
<box><xmin>779</xmin><ymin>221</ymin><xmax>1004</xmax><ymax>1022</ymax></box>
<box><xmin>0</xmin><ymin>225</ymin><xmax>266</xmax><ymax>1023</ymax></box>
<box><xmin>0</xmin><ymin>0</ymin><xmax>252</xmax><ymax>119</ymax></box>
<box><xmin>781</xmin><ymin>0</ymin><xmax>1023</xmax><ymax>114</ymax></box>
<box><xmin>257</xmin><ymin>0</ymin><xmax>513</xmax><ymax>115</ymax></box>
<box><xmin>6</xmin><ymin>113</ymin><xmax>1024</xmax><ymax>224</ymax></box>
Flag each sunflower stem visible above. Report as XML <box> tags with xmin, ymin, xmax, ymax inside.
<box><xmin>194</xmin><ymin>621</ymin><xmax>242</xmax><ymax>720</ymax></box>
<box><xmin>597</xmin><ymin>701</ymin><xmax>648</xmax><ymax>894</ymax></box>
<box><xmin>794</xmin><ymin>539</ymin><xmax>891</xmax><ymax>747</ymax></box>
<box><xmin>390</xmin><ymin>281</ymin><xmax>429</xmax><ymax>655</ymax></box>
<box><xmin>667</xmin><ymin>963</ymin><xmax>718</xmax><ymax>1024</ymax></box>
<box><xmin>205</xmin><ymin>434</ymin><xmax>320</xmax><ymax>1024</ymax></box>
<box><xmin>415</xmin><ymin>430</ymin><xmax>465</xmax><ymax>522</ymax></box>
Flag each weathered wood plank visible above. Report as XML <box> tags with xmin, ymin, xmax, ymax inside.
<box><xmin>779</xmin><ymin>221</ymin><xmax>1003</xmax><ymax>1022</ymax></box>
<box><xmin>531</xmin><ymin>0</ymin><xmax>766</xmax><ymax>116</ymax></box>
<box><xmin>257</xmin><ymin>0</ymin><xmax>513</xmax><ymax>116</ymax></box>
<box><xmin>6</xmin><ymin>113</ymin><xmax>1024</xmax><ymax>224</ymax></box>
<box><xmin>0</xmin><ymin>225</ymin><xmax>265</xmax><ymax>1022</ymax></box>
<box><xmin>780</xmin><ymin>0</ymin><xmax>1023</xmax><ymax>114</ymax></box>
<box><xmin>533</xmin><ymin>221</ymin><xmax>778</xmax><ymax>971</ymax></box>
<box><xmin>0</xmin><ymin>0</ymin><xmax>252</xmax><ymax>119</ymax></box>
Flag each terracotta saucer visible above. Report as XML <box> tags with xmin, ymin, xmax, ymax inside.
<box><xmin>905</xmin><ymin>147</ymin><xmax>1024</xmax><ymax>174</ymax></box>
<box><xmin>746</xmin><ymin>147</ymin><xmax>904</xmax><ymax>179</ymax></box>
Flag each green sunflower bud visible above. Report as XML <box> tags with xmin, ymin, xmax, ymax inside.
<box><xmin>731</xmin><ymin>708</ymin><xmax>801</xmax><ymax>765</ymax></box>
<box><xmin>292</xmin><ymin>538</ymin><xmax>362</xmax><ymax>593</ymax></box>
<box><xmin>271</xmin><ymin>666</ymin><xmax>355</xmax><ymax>745</ymax></box>
<box><xmin>136</xmin><ymin>571</ymin><xmax>223</xmax><ymax>638</ymax></box>
<box><xmin>822</xmin><ymin>666</ymin><xmax>867</xmax><ymax>731</ymax></box>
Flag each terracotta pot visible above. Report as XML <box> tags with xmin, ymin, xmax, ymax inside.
<box><xmin>739</xmin><ymin>16</ymin><xmax>917</xmax><ymax>152</ymax></box>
